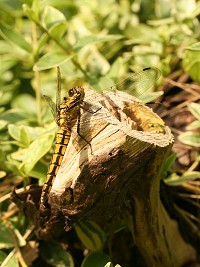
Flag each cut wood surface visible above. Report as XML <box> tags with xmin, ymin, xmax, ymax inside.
<box><xmin>50</xmin><ymin>88</ymin><xmax>171</xmax><ymax>199</ymax></box>
<box><xmin>43</xmin><ymin>88</ymin><xmax>197</xmax><ymax>266</ymax></box>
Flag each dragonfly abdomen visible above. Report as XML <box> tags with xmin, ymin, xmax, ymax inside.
<box><xmin>40</xmin><ymin>128</ymin><xmax>71</xmax><ymax>205</ymax></box>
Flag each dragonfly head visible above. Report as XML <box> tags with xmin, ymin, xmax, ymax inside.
<box><xmin>64</xmin><ymin>86</ymin><xmax>85</xmax><ymax>103</ymax></box>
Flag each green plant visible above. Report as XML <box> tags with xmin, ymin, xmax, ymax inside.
<box><xmin>178</xmin><ymin>103</ymin><xmax>200</xmax><ymax>147</ymax></box>
<box><xmin>0</xmin><ymin>0</ymin><xmax>200</xmax><ymax>266</ymax></box>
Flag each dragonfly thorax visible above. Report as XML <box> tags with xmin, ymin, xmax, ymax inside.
<box><xmin>56</xmin><ymin>86</ymin><xmax>85</xmax><ymax>128</ymax></box>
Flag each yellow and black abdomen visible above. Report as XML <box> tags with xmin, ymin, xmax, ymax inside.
<box><xmin>40</xmin><ymin>112</ymin><xmax>72</xmax><ymax>205</ymax></box>
<box><xmin>40</xmin><ymin>128</ymin><xmax>71</xmax><ymax>204</ymax></box>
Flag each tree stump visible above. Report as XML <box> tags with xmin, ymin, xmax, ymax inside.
<box><xmin>37</xmin><ymin>89</ymin><xmax>197</xmax><ymax>266</ymax></box>
<box><xmin>40</xmin><ymin>88</ymin><xmax>197</xmax><ymax>266</ymax></box>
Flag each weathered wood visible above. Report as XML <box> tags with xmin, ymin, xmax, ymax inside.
<box><xmin>45</xmin><ymin>89</ymin><xmax>197</xmax><ymax>266</ymax></box>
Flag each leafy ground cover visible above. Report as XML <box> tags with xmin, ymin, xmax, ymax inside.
<box><xmin>0</xmin><ymin>0</ymin><xmax>200</xmax><ymax>266</ymax></box>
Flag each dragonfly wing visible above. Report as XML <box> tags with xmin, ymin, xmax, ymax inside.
<box><xmin>43</xmin><ymin>95</ymin><xmax>58</xmax><ymax>123</ymax></box>
<box><xmin>109</xmin><ymin>67</ymin><xmax>161</xmax><ymax>98</ymax></box>
<box><xmin>56</xmin><ymin>66</ymin><xmax>61</xmax><ymax>114</ymax></box>
<box><xmin>76</xmin><ymin>87</ymin><xmax>165</xmax><ymax>137</ymax></box>
<box><xmin>72</xmin><ymin>90</ymin><xmax>141</xmax><ymax>135</ymax></box>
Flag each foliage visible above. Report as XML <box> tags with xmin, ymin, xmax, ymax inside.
<box><xmin>178</xmin><ymin>103</ymin><xmax>200</xmax><ymax>147</ymax></box>
<box><xmin>0</xmin><ymin>0</ymin><xmax>200</xmax><ymax>266</ymax></box>
<box><xmin>74</xmin><ymin>220</ymin><xmax>107</xmax><ymax>252</ymax></box>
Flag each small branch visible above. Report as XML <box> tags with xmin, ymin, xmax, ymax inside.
<box><xmin>164</xmin><ymin>77</ymin><xmax>200</xmax><ymax>98</ymax></box>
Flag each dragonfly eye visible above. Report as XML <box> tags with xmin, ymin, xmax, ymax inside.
<box><xmin>149</xmin><ymin>124</ymin><xmax>155</xmax><ymax>128</ymax></box>
<box><xmin>68</xmin><ymin>89</ymin><xmax>74</xmax><ymax>96</ymax></box>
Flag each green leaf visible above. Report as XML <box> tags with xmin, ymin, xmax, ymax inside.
<box><xmin>107</xmin><ymin>57</ymin><xmax>126</xmax><ymax>80</ymax></box>
<box><xmin>178</xmin><ymin>132</ymin><xmax>200</xmax><ymax>147</ymax></box>
<box><xmin>139</xmin><ymin>91</ymin><xmax>163</xmax><ymax>102</ymax></box>
<box><xmin>8</xmin><ymin>124</ymin><xmax>53</xmax><ymax>144</ymax></box>
<box><xmin>175</xmin><ymin>0</ymin><xmax>196</xmax><ymax>18</ymax></box>
<box><xmin>49</xmin><ymin>22</ymin><xmax>68</xmax><ymax>39</ymax></box>
<box><xmin>33</xmin><ymin>52</ymin><xmax>75</xmax><ymax>71</ymax></box>
<box><xmin>162</xmin><ymin>153</ymin><xmax>177</xmax><ymax>173</ymax></box>
<box><xmin>0</xmin><ymin>120</ymin><xmax>8</xmax><ymax>131</ymax></box>
<box><xmin>125</xmin><ymin>24</ymin><xmax>160</xmax><ymax>43</ymax></box>
<box><xmin>81</xmin><ymin>252</ymin><xmax>111</xmax><ymax>267</ymax></box>
<box><xmin>11</xmin><ymin>94</ymin><xmax>37</xmax><ymax>115</ymax></box>
<box><xmin>186</xmin><ymin>120</ymin><xmax>200</xmax><ymax>130</ymax></box>
<box><xmin>0</xmin><ymin>56</ymin><xmax>18</xmax><ymax>74</ymax></box>
<box><xmin>104</xmin><ymin>263</ymin><xmax>114</xmax><ymax>267</ymax></box>
<box><xmin>28</xmin><ymin>161</ymin><xmax>47</xmax><ymax>181</ymax></box>
<box><xmin>20</xmin><ymin>127</ymin><xmax>30</xmax><ymax>147</ymax></box>
<box><xmin>31</xmin><ymin>0</ymin><xmax>40</xmax><ymax>19</ymax></box>
<box><xmin>35</xmin><ymin>32</ymin><xmax>49</xmax><ymax>56</ymax></box>
<box><xmin>21</xmin><ymin>133</ymin><xmax>55</xmax><ymax>173</ymax></box>
<box><xmin>5</xmin><ymin>152</ymin><xmax>26</xmax><ymax>176</ymax></box>
<box><xmin>0</xmin><ymin>23</ymin><xmax>32</xmax><ymax>53</ymax></box>
<box><xmin>83</xmin><ymin>48</ymin><xmax>110</xmax><ymax>76</ymax></box>
<box><xmin>165</xmin><ymin>171</ymin><xmax>200</xmax><ymax>186</ymax></box>
<box><xmin>8</xmin><ymin>125</ymin><xmax>27</xmax><ymax>144</ymax></box>
<box><xmin>74</xmin><ymin>35</ymin><xmax>123</xmax><ymax>51</ymax></box>
<box><xmin>0</xmin><ymin>109</ymin><xmax>30</xmax><ymax>124</ymax></box>
<box><xmin>0</xmin><ymin>40</ymin><xmax>14</xmax><ymax>55</ymax></box>
<box><xmin>0</xmin><ymin>88</ymin><xmax>15</xmax><ymax>107</ymax></box>
<box><xmin>0</xmin><ymin>171</ymin><xmax>7</xmax><ymax>178</ymax></box>
<box><xmin>188</xmin><ymin>103</ymin><xmax>200</xmax><ymax>120</ymax></box>
<box><xmin>40</xmin><ymin>241</ymin><xmax>74</xmax><ymax>267</ymax></box>
<box><xmin>42</xmin><ymin>6</ymin><xmax>67</xmax><ymax>29</ymax></box>
<box><xmin>191</xmin><ymin>1</ymin><xmax>200</xmax><ymax>18</ymax></box>
<box><xmin>0</xmin><ymin>222</ymin><xmax>26</xmax><ymax>249</ymax></box>
<box><xmin>42</xmin><ymin>6</ymin><xmax>67</xmax><ymax>39</ymax></box>
<box><xmin>0</xmin><ymin>251</ymin><xmax>7</xmax><ymax>264</ymax></box>
<box><xmin>1</xmin><ymin>253</ymin><xmax>19</xmax><ymax>267</ymax></box>
<box><xmin>0</xmin><ymin>107</ymin><xmax>5</xmax><ymax>114</ymax></box>
<box><xmin>90</xmin><ymin>76</ymin><xmax>113</xmax><ymax>92</ymax></box>
<box><xmin>182</xmin><ymin>42</ymin><xmax>200</xmax><ymax>83</ymax></box>
<box><xmin>9</xmin><ymin>149</ymin><xmax>28</xmax><ymax>162</ymax></box>
<box><xmin>75</xmin><ymin>220</ymin><xmax>106</xmax><ymax>252</ymax></box>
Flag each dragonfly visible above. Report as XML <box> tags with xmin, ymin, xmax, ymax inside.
<box><xmin>40</xmin><ymin>66</ymin><xmax>162</xmax><ymax>206</ymax></box>
<box><xmin>40</xmin><ymin>67</ymin><xmax>86</xmax><ymax>205</ymax></box>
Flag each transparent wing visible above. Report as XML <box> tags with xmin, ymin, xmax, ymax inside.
<box><xmin>56</xmin><ymin>66</ymin><xmax>62</xmax><ymax>114</ymax></box>
<box><xmin>74</xmin><ymin>89</ymin><xmax>165</xmax><ymax>134</ymax></box>
<box><xmin>45</xmin><ymin>67</ymin><xmax>163</xmax><ymax>146</ymax></box>
<box><xmin>106</xmin><ymin>67</ymin><xmax>161</xmax><ymax>98</ymax></box>
<box><xmin>43</xmin><ymin>67</ymin><xmax>62</xmax><ymax>125</ymax></box>
<box><xmin>43</xmin><ymin>95</ymin><xmax>57</xmax><ymax>121</ymax></box>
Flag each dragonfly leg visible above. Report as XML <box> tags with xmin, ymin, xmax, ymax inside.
<box><xmin>77</xmin><ymin>111</ymin><xmax>94</xmax><ymax>154</ymax></box>
<box><xmin>81</xmin><ymin>102</ymin><xmax>102</xmax><ymax>114</ymax></box>
<box><xmin>86</xmin><ymin>107</ymin><xmax>102</xmax><ymax>114</ymax></box>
